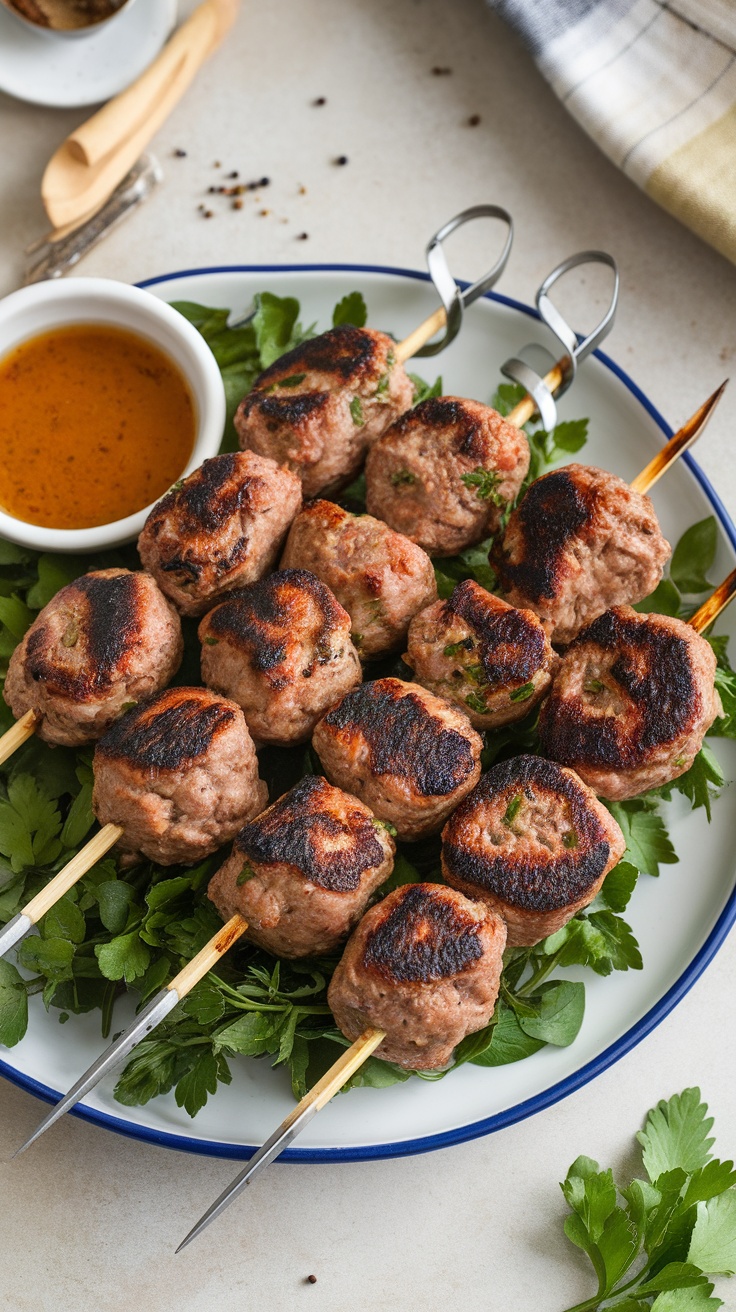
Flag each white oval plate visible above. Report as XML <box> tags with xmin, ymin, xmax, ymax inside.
<box><xmin>1</xmin><ymin>264</ymin><xmax>735</xmax><ymax>1162</ymax></box>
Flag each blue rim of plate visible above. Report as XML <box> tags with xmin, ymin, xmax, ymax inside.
<box><xmin>2</xmin><ymin>262</ymin><xmax>735</xmax><ymax>1163</ymax></box>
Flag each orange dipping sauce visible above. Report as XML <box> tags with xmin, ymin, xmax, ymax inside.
<box><xmin>0</xmin><ymin>323</ymin><xmax>197</xmax><ymax>530</ymax></box>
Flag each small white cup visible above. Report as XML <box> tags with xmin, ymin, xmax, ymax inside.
<box><xmin>0</xmin><ymin>277</ymin><xmax>226</xmax><ymax>553</ymax></box>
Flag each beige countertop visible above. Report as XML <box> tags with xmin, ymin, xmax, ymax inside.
<box><xmin>1</xmin><ymin>3</ymin><xmax>735</xmax><ymax>1310</ymax></box>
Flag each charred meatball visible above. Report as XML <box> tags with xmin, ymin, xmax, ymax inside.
<box><xmin>442</xmin><ymin>755</ymin><xmax>626</xmax><ymax>945</ymax></box>
<box><xmin>280</xmin><ymin>500</ymin><xmax>437</xmax><ymax>659</ymax></box>
<box><xmin>234</xmin><ymin>326</ymin><xmax>413</xmax><ymax>499</ymax></box>
<box><xmin>93</xmin><ymin>686</ymin><xmax>268</xmax><ymax>865</ymax></box>
<box><xmin>405</xmin><ymin>579</ymin><xmax>556</xmax><ymax>729</ymax></box>
<box><xmin>312</xmin><ymin>677</ymin><xmax>482</xmax><ymax>840</ymax></box>
<box><xmin>4</xmin><ymin>569</ymin><xmax>182</xmax><ymax>747</ymax></box>
<box><xmin>538</xmin><ymin>606</ymin><xmax>721</xmax><ymax>799</ymax></box>
<box><xmin>491</xmin><ymin>464</ymin><xmax>671</xmax><ymax>644</ymax></box>
<box><xmin>198</xmin><ymin>570</ymin><xmax>361</xmax><ymax>746</ymax></box>
<box><xmin>328</xmin><ymin>882</ymin><xmax>506</xmax><ymax>1069</ymax></box>
<box><xmin>364</xmin><ymin>396</ymin><xmax>529</xmax><ymax>557</ymax></box>
<box><xmin>208</xmin><ymin>775</ymin><xmax>395</xmax><ymax>957</ymax></box>
<box><xmin>138</xmin><ymin>452</ymin><xmax>302</xmax><ymax>617</ymax></box>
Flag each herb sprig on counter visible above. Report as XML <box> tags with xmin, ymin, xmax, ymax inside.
<box><xmin>0</xmin><ymin>291</ymin><xmax>732</xmax><ymax>1119</ymax></box>
<box><xmin>558</xmin><ymin>1088</ymin><xmax>736</xmax><ymax>1312</ymax></box>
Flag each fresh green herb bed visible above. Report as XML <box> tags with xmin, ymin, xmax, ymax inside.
<box><xmin>0</xmin><ymin>291</ymin><xmax>734</xmax><ymax>1116</ymax></box>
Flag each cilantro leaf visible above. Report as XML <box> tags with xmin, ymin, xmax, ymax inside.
<box><xmin>659</xmin><ymin>746</ymin><xmax>725</xmax><ymax>821</ymax></box>
<box><xmin>175</xmin><ymin>1047</ymin><xmax>225</xmax><ymax>1118</ymax></box>
<box><xmin>651</xmin><ymin>1287</ymin><xmax>722</xmax><ymax>1310</ymax></box>
<box><xmin>409</xmin><ymin>373</ymin><xmax>442</xmax><ymax>404</ymax></box>
<box><xmin>332</xmin><ymin>291</ymin><xmax>367</xmax><ymax>327</ymax></box>
<box><xmin>598</xmin><ymin>860</ymin><xmax>640</xmax><ymax>912</ymax></box>
<box><xmin>687</xmin><ymin>1193</ymin><xmax>736</xmax><ymax>1274</ymax></box>
<box><xmin>0</xmin><ymin>773</ymin><xmax>62</xmax><ymax>872</ymax></box>
<box><xmin>469</xmin><ymin>1002</ymin><xmax>546</xmax><ymax>1066</ymax></box>
<box><xmin>491</xmin><ymin>381</ymin><xmax>527</xmax><ymax>416</ymax></box>
<box><xmin>517</xmin><ymin>980</ymin><xmax>585</xmax><ymax>1047</ymax></box>
<box><xmin>638</xmin><ymin>1089</ymin><xmax>715</xmax><ymax>1182</ymax></box>
<box><xmin>95</xmin><ymin>931</ymin><xmax>151</xmax><ymax>983</ymax></box>
<box><xmin>252</xmin><ymin>292</ymin><xmax>303</xmax><ymax>367</ymax></box>
<box><xmin>0</xmin><ymin>958</ymin><xmax>28</xmax><ymax>1047</ymax></box>
<box><xmin>607</xmin><ymin>801</ymin><xmax>678</xmax><ymax>877</ymax></box>
<box><xmin>670</xmin><ymin>517</ymin><xmax>717</xmax><ymax>595</ymax></box>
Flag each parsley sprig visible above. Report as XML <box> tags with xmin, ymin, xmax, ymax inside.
<box><xmin>559</xmin><ymin>1088</ymin><xmax>736</xmax><ymax>1311</ymax></box>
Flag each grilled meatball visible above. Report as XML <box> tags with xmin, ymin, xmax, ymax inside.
<box><xmin>234</xmin><ymin>326</ymin><xmax>413</xmax><ymax>499</ymax></box>
<box><xmin>328</xmin><ymin>882</ymin><xmax>506</xmax><ymax>1069</ymax></box>
<box><xmin>93</xmin><ymin>686</ymin><xmax>268</xmax><ymax>865</ymax></box>
<box><xmin>280</xmin><ymin>500</ymin><xmax>437</xmax><ymax>659</ymax></box>
<box><xmin>208</xmin><ymin>775</ymin><xmax>394</xmax><ymax>957</ymax></box>
<box><xmin>491</xmin><ymin>464</ymin><xmax>671</xmax><ymax>644</ymax></box>
<box><xmin>4</xmin><ymin>569</ymin><xmax>182</xmax><ymax>748</ymax></box>
<box><xmin>405</xmin><ymin>579</ymin><xmax>556</xmax><ymax>729</ymax></box>
<box><xmin>538</xmin><ymin>606</ymin><xmax>721</xmax><ymax>799</ymax></box>
<box><xmin>364</xmin><ymin>396</ymin><xmax>530</xmax><ymax>557</ymax></box>
<box><xmin>137</xmin><ymin>452</ymin><xmax>302</xmax><ymax>617</ymax></box>
<box><xmin>198</xmin><ymin>570</ymin><xmax>361</xmax><ymax>746</ymax></box>
<box><xmin>312</xmin><ymin>677</ymin><xmax>482</xmax><ymax>840</ymax></box>
<box><xmin>442</xmin><ymin>755</ymin><xmax>626</xmax><ymax>945</ymax></box>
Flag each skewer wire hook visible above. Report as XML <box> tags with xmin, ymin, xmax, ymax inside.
<box><xmin>501</xmin><ymin>250</ymin><xmax>619</xmax><ymax>431</ymax></box>
<box><xmin>412</xmin><ymin>204</ymin><xmax>514</xmax><ymax>357</ymax></box>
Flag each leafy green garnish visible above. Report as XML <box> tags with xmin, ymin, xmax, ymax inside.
<box><xmin>409</xmin><ymin>373</ymin><xmax>442</xmax><ymax>404</ymax></box>
<box><xmin>275</xmin><ymin>373</ymin><xmax>307</xmax><ymax>389</ymax></box>
<box><xmin>460</xmin><ymin>467</ymin><xmax>505</xmax><ymax>505</ymax></box>
<box><xmin>332</xmin><ymin>291</ymin><xmax>367</xmax><ymax>328</ymax></box>
<box><xmin>670</xmin><ymin>517</ymin><xmax>717</xmax><ymax>595</ymax></box>
<box><xmin>558</xmin><ymin>1088</ymin><xmax>736</xmax><ymax>1310</ymax></box>
<box><xmin>465</xmin><ymin>691</ymin><xmax>489</xmax><ymax>715</ymax></box>
<box><xmin>510</xmin><ymin>680</ymin><xmax>536</xmax><ymax>703</ymax></box>
<box><xmin>390</xmin><ymin>469</ymin><xmax>416</xmax><ymax>487</ymax></box>
<box><xmin>503</xmin><ymin>794</ymin><xmax>523</xmax><ymax>826</ymax></box>
<box><xmin>349</xmin><ymin>396</ymin><xmax>364</xmax><ymax>425</ymax></box>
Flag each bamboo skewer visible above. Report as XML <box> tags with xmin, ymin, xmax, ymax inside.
<box><xmin>394</xmin><ymin>307</ymin><xmax>448</xmax><ymax>364</ymax></box>
<box><xmin>0</xmin><ymin>709</ymin><xmax>37</xmax><ymax>766</ymax></box>
<box><xmin>14</xmin><ymin>913</ymin><xmax>248</xmax><ymax>1156</ymax></box>
<box><xmin>690</xmin><ymin>568</ymin><xmax>736</xmax><ymax>634</ymax></box>
<box><xmin>176</xmin><ymin>1026</ymin><xmax>386</xmax><ymax>1252</ymax></box>
<box><xmin>0</xmin><ymin>823</ymin><xmax>123</xmax><ymax>960</ymax></box>
<box><xmin>631</xmin><ymin>382</ymin><xmax>728</xmax><ymax>495</ymax></box>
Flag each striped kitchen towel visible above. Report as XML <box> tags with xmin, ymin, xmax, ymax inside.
<box><xmin>488</xmin><ymin>0</ymin><xmax>736</xmax><ymax>264</ymax></box>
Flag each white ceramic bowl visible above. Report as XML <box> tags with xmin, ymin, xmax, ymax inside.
<box><xmin>0</xmin><ymin>277</ymin><xmax>226</xmax><ymax>553</ymax></box>
<box><xmin>0</xmin><ymin>0</ymin><xmax>138</xmax><ymax>39</ymax></box>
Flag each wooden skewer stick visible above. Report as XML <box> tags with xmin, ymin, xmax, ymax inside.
<box><xmin>0</xmin><ymin>709</ymin><xmax>37</xmax><ymax>766</ymax></box>
<box><xmin>689</xmin><ymin>568</ymin><xmax>736</xmax><ymax>635</ymax></box>
<box><xmin>0</xmin><ymin>823</ymin><xmax>123</xmax><ymax>960</ymax></box>
<box><xmin>394</xmin><ymin>307</ymin><xmax>448</xmax><ymax>364</ymax></box>
<box><xmin>14</xmin><ymin>912</ymin><xmax>249</xmax><ymax>1156</ymax></box>
<box><xmin>177</xmin><ymin>1025</ymin><xmax>386</xmax><ymax>1252</ymax></box>
<box><xmin>631</xmin><ymin>381</ymin><xmax>728</xmax><ymax>495</ymax></box>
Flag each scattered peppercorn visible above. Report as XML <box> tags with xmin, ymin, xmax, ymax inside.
<box><xmin>260</xmin><ymin>176</ymin><xmax>270</xmax><ymax>186</ymax></box>
<box><xmin>431</xmin><ymin>66</ymin><xmax>452</xmax><ymax>75</ymax></box>
<box><xmin>335</xmin><ymin>155</ymin><xmax>348</xmax><ymax>166</ymax></box>
<box><xmin>233</xmin><ymin>198</ymin><xmax>244</xmax><ymax>210</ymax></box>
<box><xmin>227</xmin><ymin>170</ymin><xmax>239</xmax><ymax>178</ymax></box>
<box><xmin>307</xmin><ymin>1275</ymin><xmax>317</xmax><ymax>1284</ymax></box>
<box><xmin>203</xmin><ymin>209</ymin><xmax>214</xmax><ymax>219</ymax></box>
<box><xmin>213</xmin><ymin>160</ymin><xmax>221</xmax><ymax>167</ymax></box>
<box><xmin>313</xmin><ymin>96</ymin><xmax>326</xmax><ymax>105</ymax></box>
<box><xmin>297</xmin><ymin>232</ymin><xmax>309</xmax><ymax>240</ymax></box>
<box><xmin>173</xmin><ymin>148</ymin><xmax>187</xmax><ymax>157</ymax></box>
<box><xmin>260</xmin><ymin>209</ymin><xmax>270</xmax><ymax>216</ymax></box>
<box><xmin>468</xmin><ymin>114</ymin><xmax>481</xmax><ymax>126</ymax></box>
<box><xmin>298</xmin><ymin>185</ymin><xmax>307</xmax><ymax>195</ymax></box>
